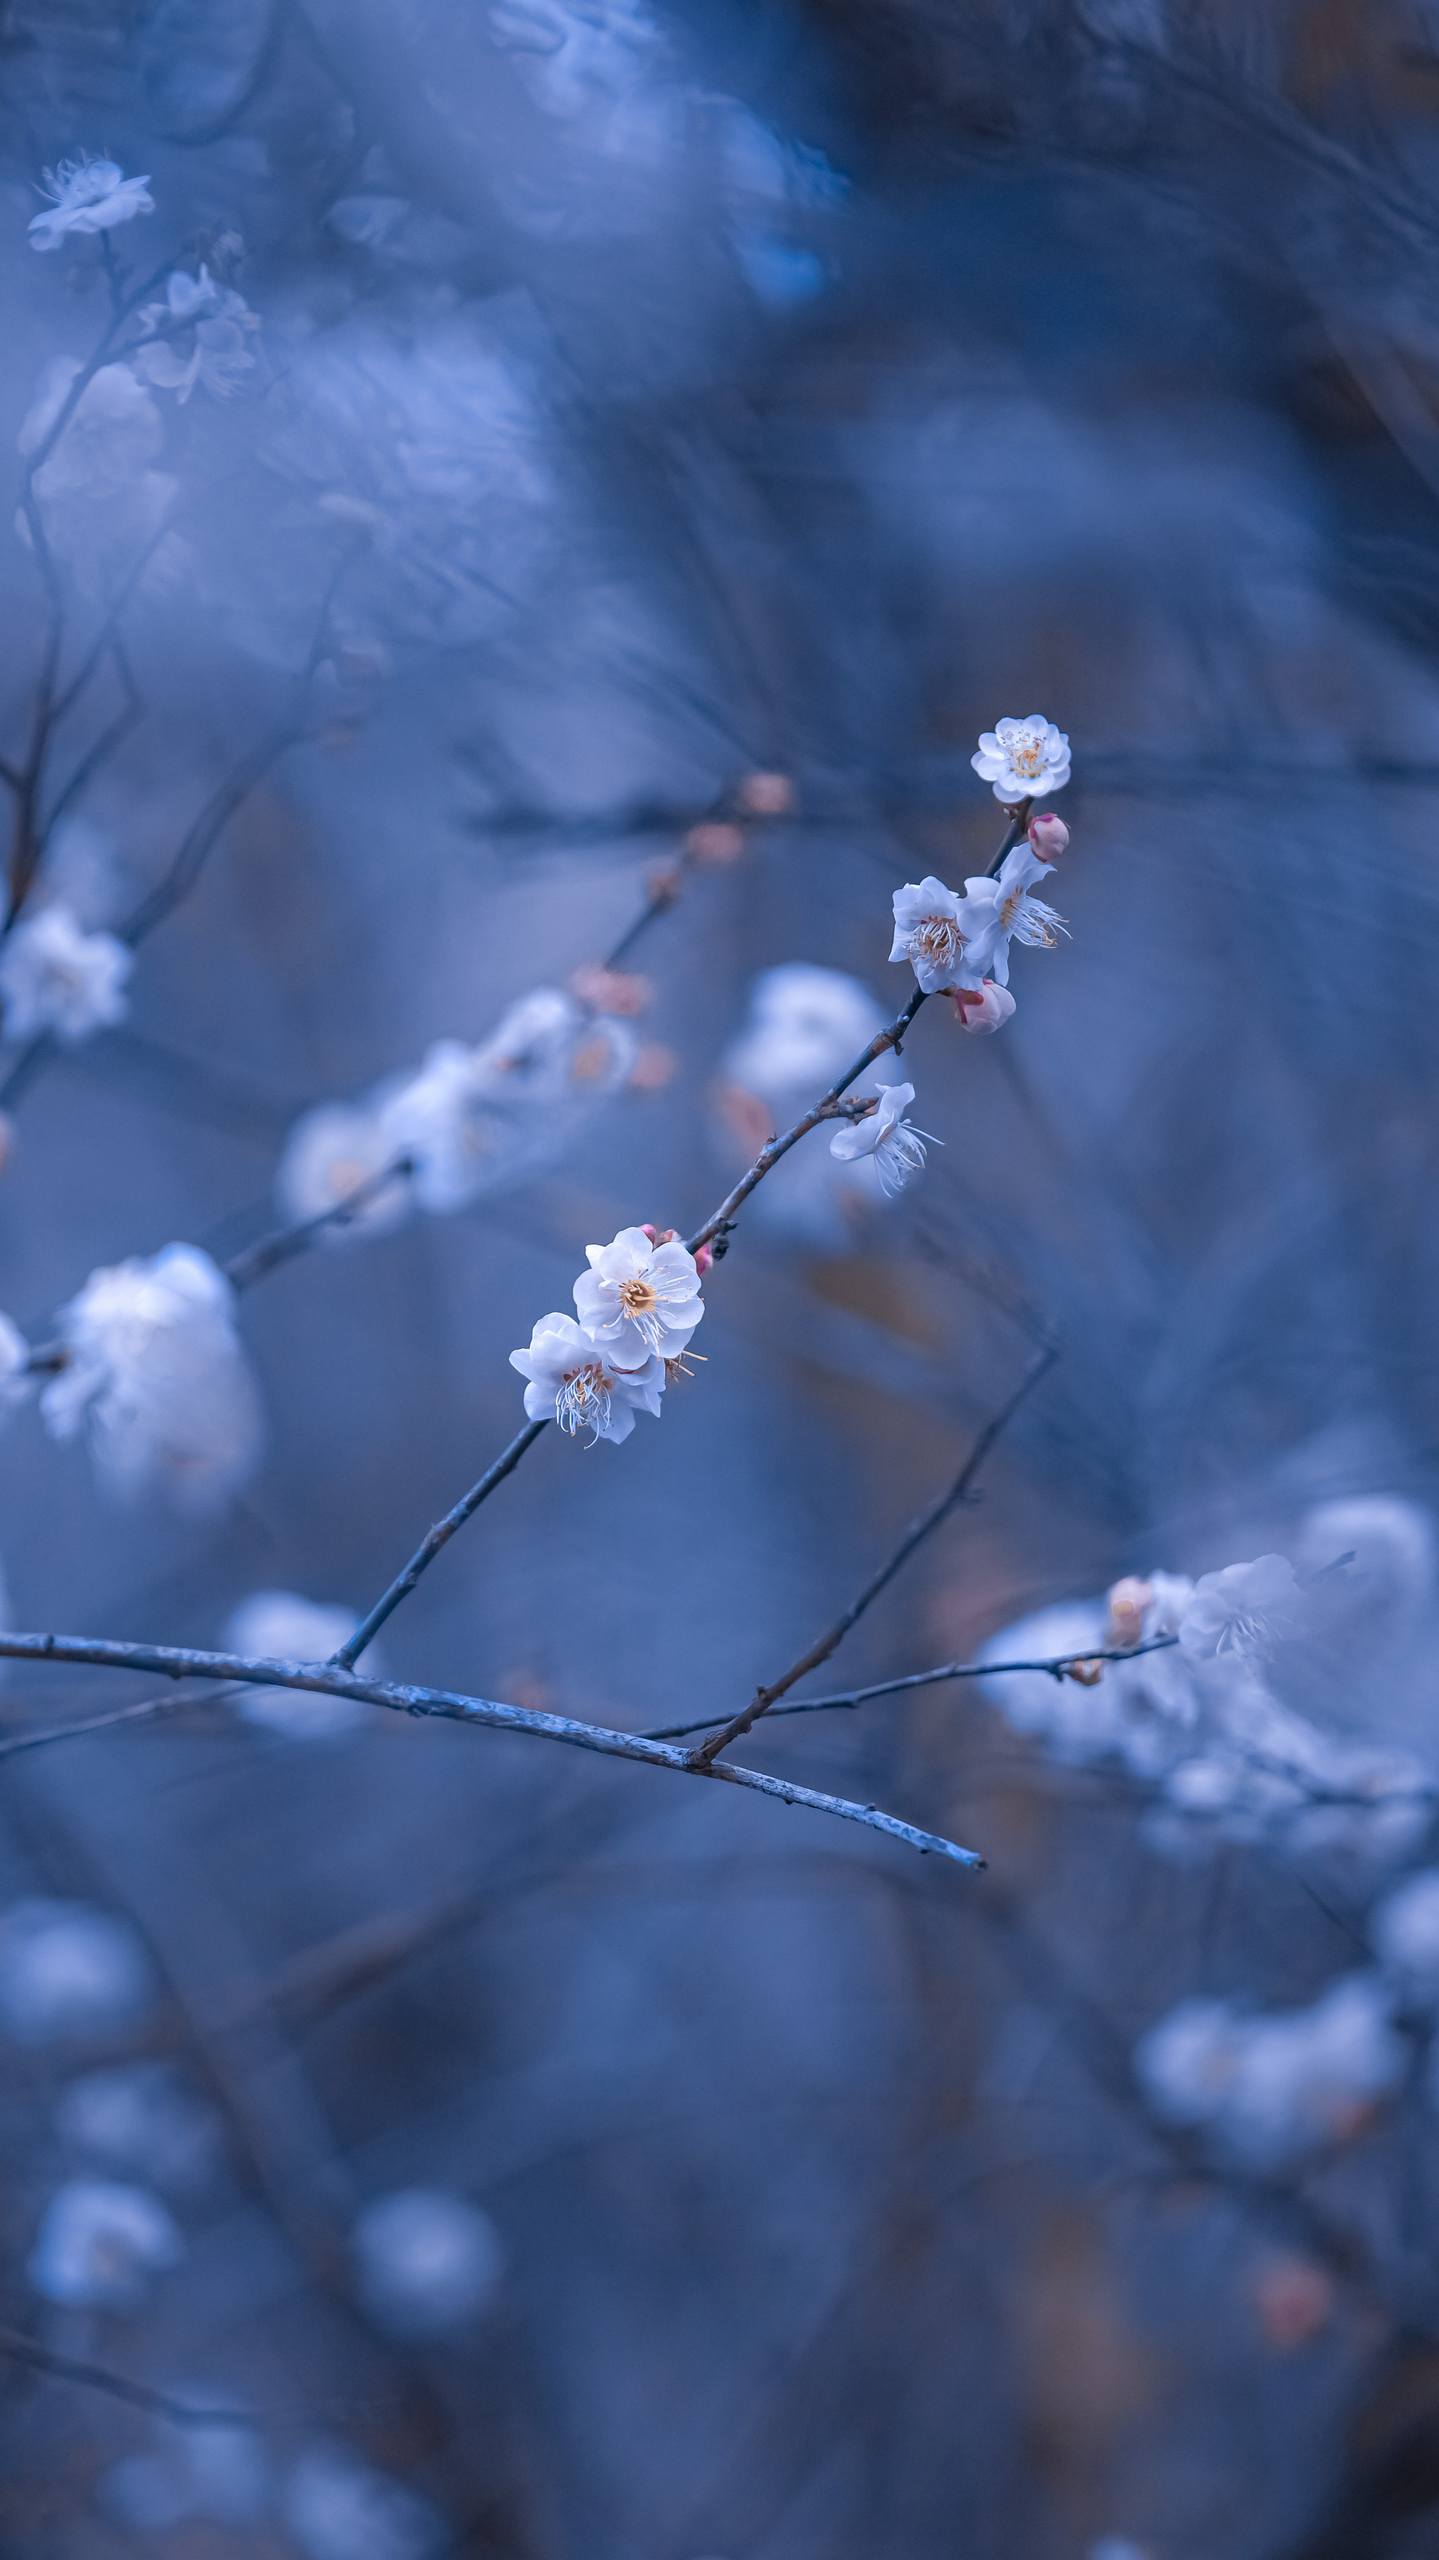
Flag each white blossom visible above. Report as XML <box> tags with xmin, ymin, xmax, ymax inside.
<box><xmin>0</xmin><ymin>1898</ymin><xmax>152</xmax><ymax>2043</ymax></box>
<box><xmin>28</xmin><ymin>2179</ymin><xmax>181</xmax><ymax>2309</ymax></box>
<box><xmin>1137</xmin><ymin>1975</ymin><xmax>1404</xmax><ymax>2169</ymax></box>
<box><xmin>0</xmin><ymin>903</ymin><xmax>131</xmax><ymax>1045</ymax></box>
<box><xmin>283</xmin><ymin>2444</ymin><xmax>448</xmax><ymax>2560</ymax></box>
<box><xmin>510</xmin><ymin>1312</ymin><xmax>665</xmax><ymax>1443</ymax></box>
<box><xmin>573</xmin><ymin>1225</ymin><xmax>704</xmax><ymax>1362</ymax></box>
<box><xmin>104</xmin><ymin>2401</ymin><xmax>269</xmax><ymax>2531</ymax></box>
<box><xmin>28</xmin><ymin>155</ymin><xmax>153</xmax><ymax>251</ymax></box>
<box><xmin>19</xmin><ymin>359</ymin><xmax>180</xmax><ymax>589</ymax></box>
<box><xmin>723</xmin><ymin>963</ymin><xmax>885</xmax><ymax>1095</ymax></box>
<box><xmin>1372</xmin><ymin>1868</ymin><xmax>1439</xmax><ymax>2005</ymax></box>
<box><xmin>375</xmin><ymin>1039</ymin><xmax>504</xmax><ymax>1212</ymax></box>
<box><xmin>56</xmin><ymin>2062</ymin><xmax>223</xmax><ymax>2194</ymax></box>
<box><xmin>889</xmin><ymin>875</ymin><xmax>970</xmax><ymax>995</ymax></box>
<box><xmin>951</xmin><ymin>846</ymin><xmax>1067</xmax><ymax>990</ymax></box>
<box><xmin>1178</xmin><ymin>1555</ymin><xmax>1302</xmax><ymax>1659</ymax></box>
<box><xmin>225</xmin><ymin>1592</ymin><xmax>371</xmax><ymax>1740</ymax></box>
<box><xmin>971</xmin><ymin>713</ymin><xmax>1071</xmax><ymax>805</ymax></box>
<box><xmin>275</xmin><ymin>1102</ymin><xmax>411</xmax><ymax>1239</ymax></box>
<box><xmin>829</xmin><ymin>1081</ymin><xmax>936</xmax><ymax>1196</ymax></box>
<box><xmin>41</xmin><ymin>1243</ymin><xmax>263</xmax><ymax>1512</ymax></box>
<box><xmin>133</xmin><ymin>265</ymin><xmax>259</xmax><ymax>402</ymax></box>
<box><xmin>352</xmin><ymin>2189</ymin><xmax>504</xmax><ymax>2337</ymax></box>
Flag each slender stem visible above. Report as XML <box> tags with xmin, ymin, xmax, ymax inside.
<box><xmin>0</xmin><ymin>1632</ymin><xmax>984</xmax><ymax>1870</ymax></box>
<box><xmin>331</xmin><ymin>1420</ymin><xmax>549</xmax><ymax>1667</ymax></box>
<box><xmin>686</xmin><ymin>1341</ymin><xmax>1057</xmax><ymax>1768</ymax></box>
<box><xmin>644</xmin><ymin>1635</ymin><xmax>1177</xmax><ymax>1737</ymax></box>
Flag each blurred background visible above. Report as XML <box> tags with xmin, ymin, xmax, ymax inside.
<box><xmin>4</xmin><ymin>2</ymin><xmax>1439</xmax><ymax>2554</ymax></box>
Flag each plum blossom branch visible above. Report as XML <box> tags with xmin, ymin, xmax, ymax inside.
<box><xmin>0</xmin><ymin>1633</ymin><xmax>985</xmax><ymax>1870</ymax></box>
<box><xmin>337</xmin><ymin>800</ymin><xmax>1038</xmax><ymax>1662</ymax></box>
<box><xmin>0</xmin><ymin>2324</ymin><xmax>252</xmax><ymax>2431</ymax></box>
<box><xmin>686</xmin><ymin>1341</ymin><xmax>1059</xmax><ymax>1768</ymax></box>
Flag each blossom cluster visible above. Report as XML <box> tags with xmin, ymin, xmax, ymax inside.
<box><xmin>511</xmin><ymin>1222</ymin><xmax>706</xmax><ymax>1444</ymax></box>
<box><xmin>890</xmin><ymin>720</ymin><xmax>1072</xmax><ymax>1046</ymax></box>
<box><xmin>980</xmin><ymin>1511</ymin><xmax>1436</xmax><ymax>1868</ymax></box>
<box><xmin>277</xmin><ymin>987</ymin><xmax>636</xmax><ymax>1236</ymax></box>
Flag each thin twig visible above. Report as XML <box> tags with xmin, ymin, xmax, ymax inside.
<box><xmin>0</xmin><ymin>1633</ymin><xmax>984</xmax><ymax>1870</ymax></box>
<box><xmin>686</xmin><ymin>1340</ymin><xmax>1058</xmax><ymax>1768</ymax></box>
<box><xmin>649</xmin><ymin>1619</ymin><xmax>1160</xmax><ymax>1739</ymax></box>
<box><xmin>0</xmin><ymin>2325</ymin><xmax>253</xmax><ymax>2430</ymax></box>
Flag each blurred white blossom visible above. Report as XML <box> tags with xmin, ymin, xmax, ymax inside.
<box><xmin>57</xmin><ymin>2062</ymin><xmax>223</xmax><ymax>2194</ymax></box>
<box><xmin>104</xmin><ymin>2399</ymin><xmax>269</xmax><ymax>2531</ymax></box>
<box><xmin>283</xmin><ymin>2443</ymin><xmax>448</xmax><ymax>2560</ymax></box>
<box><xmin>573</xmin><ymin>1225</ymin><xmax>704</xmax><ymax>1362</ymax></box>
<box><xmin>276</xmin><ymin>1101</ymin><xmax>412</xmax><ymax>1239</ymax></box>
<box><xmin>971</xmin><ymin>714</ymin><xmax>1072</xmax><ymax>804</ymax></box>
<box><xmin>0</xmin><ymin>1898</ymin><xmax>152</xmax><ymax>2042</ymax></box>
<box><xmin>0</xmin><ymin>904</ymin><xmax>131</xmax><ymax>1046</ymax></box>
<box><xmin>1137</xmin><ymin>1975</ymin><xmax>1404</xmax><ymax>2169</ymax></box>
<box><xmin>225</xmin><ymin>1592</ymin><xmax>370</xmax><ymax>1739</ymax></box>
<box><xmin>41</xmin><ymin>1244</ymin><xmax>263</xmax><ymax>1512</ymax></box>
<box><xmin>510</xmin><ymin>1313</ymin><xmax>665</xmax><ymax>1443</ymax></box>
<box><xmin>28</xmin><ymin>155</ymin><xmax>153</xmax><ymax>251</ymax></box>
<box><xmin>1179</xmin><ymin>1556</ymin><xmax>1302</xmax><ymax>1659</ymax></box>
<box><xmin>352</xmin><ymin>2189</ymin><xmax>504</xmax><ymax>2337</ymax></box>
<box><xmin>19</xmin><ymin>359</ymin><xmax>179</xmax><ymax>587</ymax></box>
<box><xmin>829</xmin><ymin>1081</ymin><xmax>936</xmax><ymax>1196</ymax></box>
<box><xmin>1372</xmin><ymin>1868</ymin><xmax>1439</xmax><ymax>2006</ymax></box>
<box><xmin>133</xmin><ymin>264</ymin><xmax>259</xmax><ymax>403</ymax></box>
<box><xmin>29</xmin><ymin>2179</ymin><xmax>181</xmax><ymax>2309</ymax></box>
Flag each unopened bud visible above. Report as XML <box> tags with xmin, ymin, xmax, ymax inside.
<box><xmin>949</xmin><ymin>980</ymin><xmax>1016</xmax><ymax>1037</ymax></box>
<box><xmin>1064</xmin><ymin>1658</ymin><xmax>1104</xmax><ymax>1687</ymax></box>
<box><xmin>1106</xmin><ymin>1576</ymin><xmax>1152</xmax><ymax>1649</ymax></box>
<box><xmin>1027</xmin><ymin>812</ymin><xmax>1069</xmax><ymax>861</ymax></box>
<box><xmin>685</xmin><ymin>821</ymin><xmax>745</xmax><ymax>868</ymax></box>
<box><xmin>735</xmin><ymin>771</ymin><xmax>795</xmax><ymax>818</ymax></box>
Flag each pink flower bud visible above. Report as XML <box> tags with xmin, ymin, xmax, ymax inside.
<box><xmin>1027</xmin><ymin>812</ymin><xmax>1069</xmax><ymax>861</ymax></box>
<box><xmin>949</xmin><ymin>980</ymin><xmax>1016</xmax><ymax>1036</ymax></box>
<box><xmin>694</xmin><ymin>1242</ymin><xmax>713</xmax><ymax>1276</ymax></box>
<box><xmin>735</xmin><ymin>771</ymin><xmax>795</xmax><ymax>818</ymax></box>
<box><xmin>684</xmin><ymin>821</ymin><xmax>746</xmax><ymax>868</ymax></box>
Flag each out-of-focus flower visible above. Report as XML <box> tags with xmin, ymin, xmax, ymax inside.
<box><xmin>1372</xmin><ymin>1868</ymin><xmax>1439</xmax><ymax>2004</ymax></box>
<box><xmin>719</xmin><ymin>965</ymin><xmax>900</xmax><ymax>1242</ymax></box>
<box><xmin>28</xmin><ymin>155</ymin><xmax>153</xmax><ymax>251</ymax></box>
<box><xmin>1251</xmin><ymin>2255</ymin><xmax>1335</xmax><ymax>2352</ymax></box>
<box><xmin>0</xmin><ymin>1310</ymin><xmax>28</xmax><ymax>1411</ymax></box>
<box><xmin>1106</xmin><ymin>1577</ymin><xmax>1152</xmax><ymax>1648</ymax></box>
<box><xmin>889</xmin><ymin>875</ymin><xmax>970</xmax><ymax>994</ymax></box>
<box><xmin>1178</xmin><ymin>1556</ymin><xmax>1302</xmax><ymax>1659</ymax></box>
<box><xmin>19</xmin><ymin>359</ymin><xmax>180</xmax><ymax>589</ymax></box>
<box><xmin>510</xmin><ymin>1313</ymin><xmax>665</xmax><ymax>1444</ymax></box>
<box><xmin>104</xmin><ymin>2399</ymin><xmax>270</xmax><ymax>2531</ymax></box>
<box><xmin>971</xmin><ymin>714</ymin><xmax>1071</xmax><ymax>805</ymax></box>
<box><xmin>949</xmin><ymin>980</ymin><xmax>1016</xmax><ymax>1036</ymax></box>
<box><xmin>352</xmin><ymin>2189</ymin><xmax>504</xmax><ymax>2338</ymax></box>
<box><xmin>275</xmin><ymin>1102</ymin><xmax>412</xmax><ymax>1240</ymax></box>
<box><xmin>570</xmin><ymin>964</ymin><xmax>651</xmax><ymax>1015</ymax></box>
<box><xmin>0</xmin><ymin>904</ymin><xmax>131</xmax><ymax>1045</ymax></box>
<box><xmin>375</xmin><ymin>1040</ymin><xmax>502</xmax><ymax>1214</ymax></box>
<box><xmin>685</xmin><ymin>821</ymin><xmax>745</xmax><ymax>867</ymax></box>
<box><xmin>628</xmin><ymin>1041</ymin><xmax>676</xmax><ymax>1092</ymax></box>
<box><xmin>1137</xmin><ymin>1975</ymin><xmax>1403</xmax><ymax>2169</ymax></box>
<box><xmin>829</xmin><ymin>1081</ymin><xmax>936</xmax><ymax>1197</ymax></box>
<box><xmin>41</xmin><ymin>1244</ymin><xmax>263</xmax><ymax>1513</ymax></box>
<box><xmin>283</xmin><ymin>2442</ymin><xmax>447</xmax><ymax>2560</ymax></box>
<box><xmin>133</xmin><ymin>265</ymin><xmax>259</xmax><ymax>403</ymax></box>
<box><xmin>225</xmin><ymin>1592</ymin><xmax>371</xmax><ymax>1739</ymax></box>
<box><xmin>735</xmin><ymin>771</ymin><xmax>794</xmax><ymax>817</ymax></box>
<box><xmin>57</xmin><ymin>2062</ymin><xmax>223</xmax><ymax>2195</ymax></box>
<box><xmin>573</xmin><ymin>1225</ymin><xmax>704</xmax><ymax>1363</ymax></box>
<box><xmin>952</xmin><ymin>846</ymin><xmax>1066</xmax><ymax>990</ymax></box>
<box><xmin>29</xmin><ymin>2179</ymin><xmax>181</xmax><ymax>2309</ymax></box>
<box><xmin>0</xmin><ymin>1898</ymin><xmax>152</xmax><ymax>2042</ymax></box>
<box><xmin>1028</xmin><ymin>812</ymin><xmax>1070</xmax><ymax>861</ymax></box>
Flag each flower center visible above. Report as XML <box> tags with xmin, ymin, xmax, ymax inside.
<box><xmin>1008</xmin><ymin>732</ymin><xmax>1045</xmax><ymax>777</ymax></box>
<box><xmin>617</xmin><ymin>1276</ymin><xmax>658</xmax><ymax>1318</ymax></box>
<box><xmin>915</xmin><ymin>915</ymin><xmax>963</xmax><ymax>966</ymax></box>
<box><xmin>556</xmin><ymin>1362</ymin><xmax>613</xmax><ymax>1438</ymax></box>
